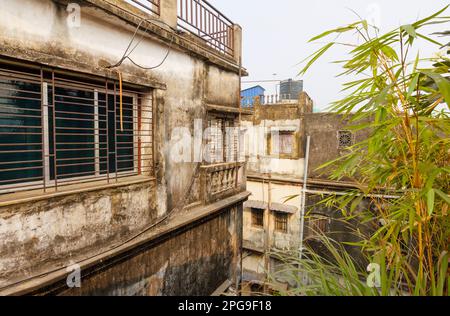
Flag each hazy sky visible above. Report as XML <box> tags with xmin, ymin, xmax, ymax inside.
<box><xmin>211</xmin><ymin>0</ymin><xmax>449</xmax><ymax>111</ymax></box>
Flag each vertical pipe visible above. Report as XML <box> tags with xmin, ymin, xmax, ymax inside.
<box><xmin>263</xmin><ymin>175</ymin><xmax>272</xmax><ymax>293</ymax></box>
<box><xmin>299</xmin><ymin>135</ymin><xmax>311</xmax><ymax>260</ymax></box>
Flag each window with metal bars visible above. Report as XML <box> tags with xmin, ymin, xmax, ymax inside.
<box><xmin>274</xmin><ymin>212</ymin><xmax>288</xmax><ymax>233</ymax></box>
<box><xmin>308</xmin><ymin>214</ymin><xmax>331</xmax><ymax>237</ymax></box>
<box><xmin>251</xmin><ymin>208</ymin><xmax>264</xmax><ymax>228</ymax></box>
<box><xmin>0</xmin><ymin>61</ymin><xmax>153</xmax><ymax>194</ymax></box>
<box><xmin>206</xmin><ymin>114</ymin><xmax>238</xmax><ymax>164</ymax></box>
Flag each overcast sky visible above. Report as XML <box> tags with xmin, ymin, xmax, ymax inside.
<box><xmin>211</xmin><ymin>0</ymin><xmax>449</xmax><ymax>111</ymax></box>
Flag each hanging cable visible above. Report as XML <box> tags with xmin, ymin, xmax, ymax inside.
<box><xmin>106</xmin><ymin>17</ymin><xmax>175</xmax><ymax>71</ymax></box>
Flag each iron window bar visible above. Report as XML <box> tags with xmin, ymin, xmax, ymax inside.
<box><xmin>0</xmin><ymin>61</ymin><xmax>154</xmax><ymax>195</ymax></box>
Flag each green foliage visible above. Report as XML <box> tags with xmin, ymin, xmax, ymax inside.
<box><xmin>283</xmin><ymin>6</ymin><xmax>450</xmax><ymax>296</ymax></box>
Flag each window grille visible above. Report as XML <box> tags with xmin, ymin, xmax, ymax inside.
<box><xmin>274</xmin><ymin>212</ymin><xmax>288</xmax><ymax>233</ymax></box>
<box><xmin>338</xmin><ymin>130</ymin><xmax>353</xmax><ymax>149</ymax></box>
<box><xmin>308</xmin><ymin>214</ymin><xmax>331</xmax><ymax>237</ymax></box>
<box><xmin>206</xmin><ymin>115</ymin><xmax>238</xmax><ymax>164</ymax></box>
<box><xmin>0</xmin><ymin>61</ymin><xmax>153</xmax><ymax>194</ymax></box>
<box><xmin>251</xmin><ymin>208</ymin><xmax>264</xmax><ymax>227</ymax></box>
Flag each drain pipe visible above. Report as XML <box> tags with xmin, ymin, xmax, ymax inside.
<box><xmin>299</xmin><ymin>136</ymin><xmax>311</xmax><ymax>260</ymax></box>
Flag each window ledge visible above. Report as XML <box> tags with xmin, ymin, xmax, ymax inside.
<box><xmin>0</xmin><ymin>175</ymin><xmax>155</xmax><ymax>208</ymax></box>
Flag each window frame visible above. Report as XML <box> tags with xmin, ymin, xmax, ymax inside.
<box><xmin>274</xmin><ymin>211</ymin><xmax>289</xmax><ymax>233</ymax></box>
<box><xmin>205</xmin><ymin>113</ymin><xmax>238</xmax><ymax>164</ymax></box>
<box><xmin>250</xmin><ymin>208</ymin><xmax>264</xmax><ymax>228</ymax></box>
<box><xmin>267</xmin><ymin>129</ymin><xmax>298</xmax><ymax>159</ymax></box>
<box><xmin>0</xmin><ymin>63</ymin><xmax>153</xmax><ymax>195</ymax></box>
<box><xmin>308</xmin><ymin>213</ymin><xmax>332</xmax><ymax>238</ymax></box>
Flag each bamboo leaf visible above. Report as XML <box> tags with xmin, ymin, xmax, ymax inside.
<box><xmin>416</xmin><ymin>32</ymin><xmax>444</xmax><ymax>46</ymax></box>
<box><xmin>299</xmin><ymin>43</ymin><xmax>334</xmax><ymax>75</ymax></box>
<box><xmin>401</xmin><ymin>24</ymin><xmax>417</xmax><ymax>38</ymax></box>
<box><xmin>407</xmin><ymin>73</ymin><xmax>420</xmax><ymax>99</ymax></box>
<box><xmin>308</xmin><ymin>22</ymin><xmax>363</xmax><ymax>42</ymax></box>
<box><xmin>421</xmin><ymin>71</ymin><xmax>450</xmax><ymax>106</ymax></box>
<box><xmin>435</xmin><ymin>189</ymin><xmax>450</xmax><ymax>205</ymax></box>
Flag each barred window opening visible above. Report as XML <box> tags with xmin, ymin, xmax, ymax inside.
<box><xmin>251</xmin><ymin>208</ymin><xmax>264</xmax><ymax>228</ymax></box>
<box><xmin>0</xmin><ymin>61</ymin><xmax>153</xmax><ymax>194</ymax></box>
<box><xmin>308</xmin><ymin>214</ymin><xmax>331</xmax><ymax>238</ymax></box>
<box><xmin>274</xmin><ymin>212</ymin><xmax>288</xmax><ymax>233</ymax></box>
<box><xmin>206</xmin><ymin>115</ymin><xmax>238</xmax><ymax>164</ymax></box>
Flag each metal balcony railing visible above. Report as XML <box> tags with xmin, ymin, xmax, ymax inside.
<box><xmin>177</xmin><ymin>0</ymin><xmax>234</xmax><ymax>57</ymax></box>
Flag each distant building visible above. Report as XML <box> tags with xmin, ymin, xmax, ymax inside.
<box><xmin>241</xmin><ymin>85</ymin><xmax>265</xmax><ymax>108</ymax></box>
<box><xmin>240</xmin><ymin>93</ymin><xmax>378</xmax><ymax>293</ymax></box>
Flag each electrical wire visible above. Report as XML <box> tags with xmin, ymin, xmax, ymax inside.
<box><xmin>106</xmin><ymin>17</ymin><xmax>175</xmax><ymax>70</ymax></box>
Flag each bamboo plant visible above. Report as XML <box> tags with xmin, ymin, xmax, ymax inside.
<box><xmin>275</xmin><ymin>6</ymin><xmax>450</xmax><ymax>296</ymax></box>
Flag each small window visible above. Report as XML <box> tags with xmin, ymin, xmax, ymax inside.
<box><xmin>338</xmin><ymin>130</ymin><xmax>353</xmax><ymax>149</ymax></box>
<box><xmin>274</xmin><ymin>212</ymin><xmax>288</xmax><ymax>233</ymax></box>
<box><xmin>206</xmin><ymin>115</ymin><xmax>238</xmax><ymax>164</ymax></box>
<box><xmin>251</xmin><ymin>208</ymin><xmax>264</xmax><ymax>228</ymax></box>
<box><xmin>270</xmin><ymin>131</ymin><xmax>294</xmax><ymax>155</ymax></box>
<box><xmin>308</xmin><ymin>214</ymin><xmax>331</xmax><ymax>237</ymax></box>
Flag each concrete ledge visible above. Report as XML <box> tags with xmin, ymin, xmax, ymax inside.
<box><xmin>0</xmin><ymin>176</ymin><xmax>155</xmax><ymax>209</ymax></box>
<box><xmin>85</xmin><ymin>0</ymin><xmax>246</xmax><ymax>75</ymax></box>
<box><xmin>0</xmin><ymin>190</ymin><xmax>250</xmax><ymax>296</ymax></box>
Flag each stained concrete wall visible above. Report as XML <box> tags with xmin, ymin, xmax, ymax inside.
<box><xmin>244</xmin><ymin>181</ymin><xmax>302</xmax><ymax>252</ymax></box>
<box><xmin>242</xmin><ymin>94</ymin><xmax>314</xmax><ymax>178</ymax></box>
<box><xmin>304</xmin><ymin>192</ymin><xmax>374</xmax><ymax>269</ymax></box>
<box><xmin>0</xmin><ymin>0</ymin><xmax>243</xmax><ymax>293</ymax></box>
<box><xmin>304</xmin><ymin>113</ymin><xmax>371</xmax><ymax>179</ymax></box>
<box><xmin>30</xmin><ymin>205</ymin><xmax>242</xmax><ymax>296</ymax></box>
<box><xmin>0</xmin><ymin>181</ymin><xmax>156</xmax><ymax>287</ymax></box>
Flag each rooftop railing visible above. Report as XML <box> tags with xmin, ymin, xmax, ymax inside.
<box><xmin>177</xmin><ymin>0</ymin><xmax>235</xmax><ymax>57</ymax></box>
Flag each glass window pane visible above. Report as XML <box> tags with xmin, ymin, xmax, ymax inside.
<box><xmin>0</xmin><ymin>76</ymin><xmax>43</xmax><ymax>186</ymax></box>
<box><xmin>54</xmin><ymin>86</ymin><xmax>95</xmax><ymax>179</ymax></box>
<box><xmin>116</xmin><ymin>95</ymin><xmax>134</xmax><ymax>173</ymax></box>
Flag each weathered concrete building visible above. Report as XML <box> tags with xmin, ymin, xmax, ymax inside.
<box><xmin>0</xmin><ymin>0</ymin><xmax>249</xmax><ymax>295</ymax></box>
<box><xmin>240</xmin><ymin>94</ymin><xmax>374</xmax><ymax>292</ymax></box>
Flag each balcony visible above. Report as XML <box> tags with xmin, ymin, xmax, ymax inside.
<box><xmin>200</xmin><ymin>162</ymin><xmax>246</xmax><ymax>204</ymax></box>
<box><xmin>127</xmin><ymin>0</ymin><xmax>239</xmax><ymax>60</ymax></box>
<box><xmin>178</xmin><ymin>0</ymin><xmax>234</xmax><ymax>58</ymax></box>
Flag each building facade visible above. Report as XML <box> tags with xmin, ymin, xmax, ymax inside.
<box><xmin>241</xmin><ymin>93</ymin><xmax>374</xmax><ymax>292</ymax></box>
<box><xmin>0</xmin><ymin>0</ymin><xmax>249</xmax><ymax>296</ymax></box>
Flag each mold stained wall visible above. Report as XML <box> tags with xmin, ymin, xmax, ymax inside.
<box><xmin>242</xmin><ymin>120</ymin><xmax>305</xmax><ymax>177</ymax></box>
<box><xmin>244</xmin><ymin>181</ymin><xmax>302</xmax><ymax>251</ymax></box>
<box><xmin>0</xmin><ymin>0</ymin><xmax>240</xmax><ymax>286</ymax></box>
